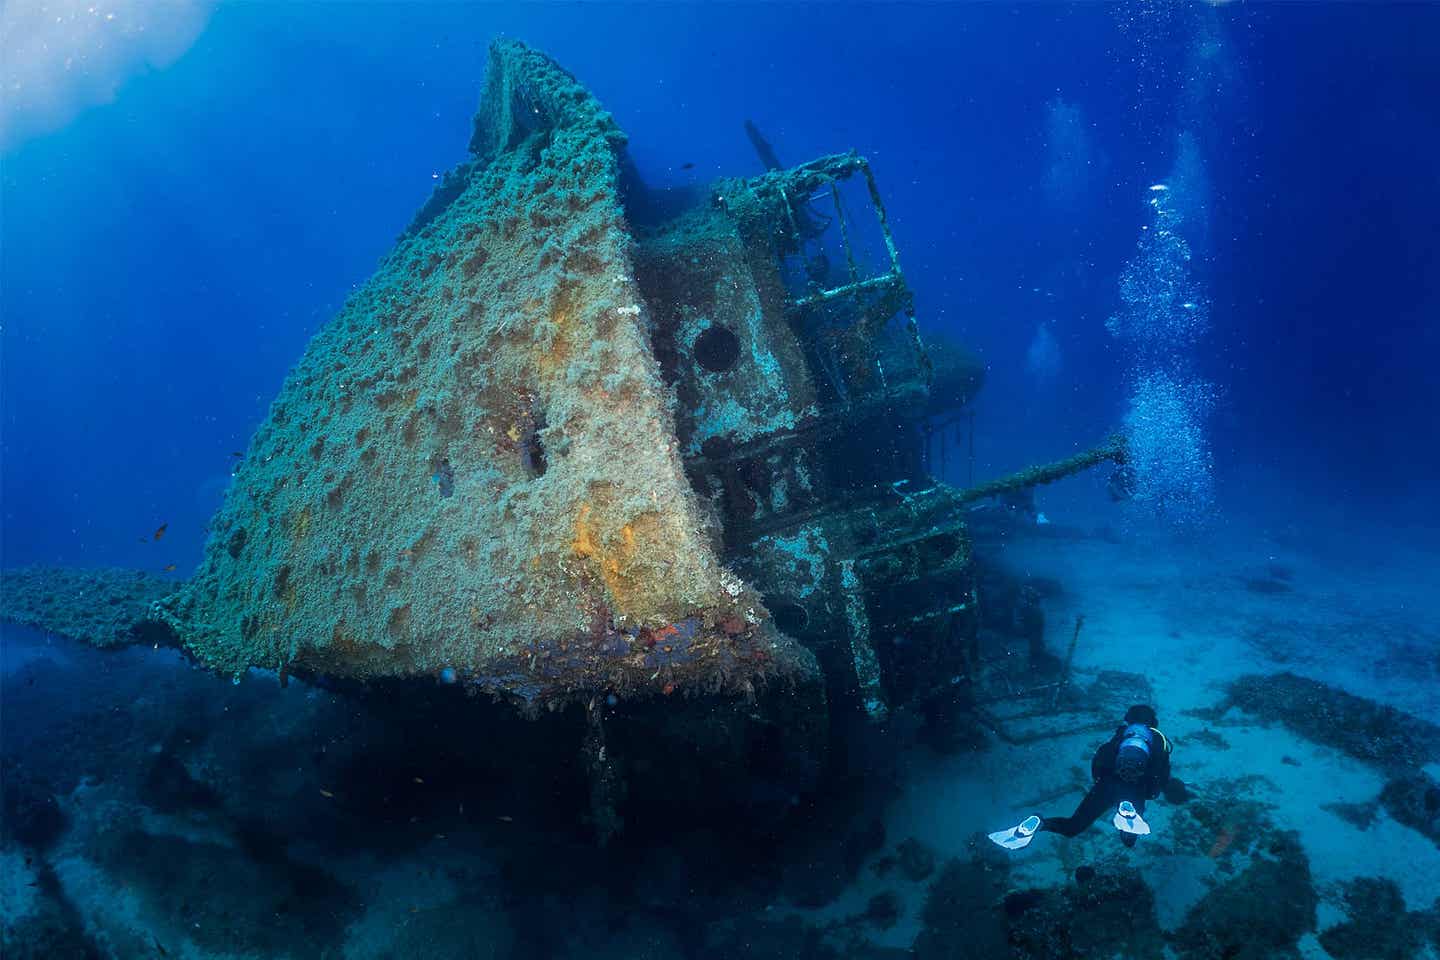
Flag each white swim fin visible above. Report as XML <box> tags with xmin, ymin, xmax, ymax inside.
<box><xmin>989</xmin><ymin>814</ymin><xmax>1042</xmax><ymax>850</ymax></box>
<box><xmin>1113</xmin><ymin>800</ymin><xmax>1151</xmax><ymax>836</ymax></box>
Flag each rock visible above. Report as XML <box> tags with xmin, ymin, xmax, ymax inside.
<box><xmin>1379</xmin><ymin>770</ymin><xmax>1440</xmax><ymax>848</ymax></box>
<box><xmin>895</xmin><ymin>837</ymin><xmax>936</xmax><ymax>882</ymax></box>
<box><xmin>1171</xmin><ymin>830</ymin><xmax>1316</xmax><ymax>960</ymax></box>
<box><xmin>913</xmin><ymin>857</ymin><xmax>1011</xmax><ymax>960</ymax></box>
<box><xmin>1220</xmin><ymin>673</ymin><xmax>1440</xmax><ymax>774</ymax></box>
<box><xmin>1318</xmin><ymin>877</ymin><xmax>1426</xmax><ymax>960</ymax></box>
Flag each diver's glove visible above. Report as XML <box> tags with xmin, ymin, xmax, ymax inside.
<box><xmin>1112</xmin><ymin>800</ymin><xmax>1151</xmax><ymax>836</ymax></box>
<box><xmin>989</xmin><ymin>814</ymin><xmax>1042</xmax><ymax>850</ymax></box>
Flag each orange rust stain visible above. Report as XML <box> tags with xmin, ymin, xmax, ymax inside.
<box><xmin>571</xmin><ymin>503</ymin><xmax>597</xmax><ymax>558</ymax></box>
<box><xmin>538</xmin><ymin>308</ymin><xmax>573</xmax><ymax>378</ymax></box>
<box><xmin>571</xmin><ymin>506</ymin><xmax>666</xmax><ymax>615</ymax></box>
<box><xmin>1208</xmin><ymin>826</ymin><xmax>1234</xmax><ymax>859</ymax></box>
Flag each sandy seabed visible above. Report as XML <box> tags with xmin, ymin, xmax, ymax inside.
<box><xmin>3</xmin><ymin>508</ymin><xmax>1438</xmax><ymax>959</ymax></box>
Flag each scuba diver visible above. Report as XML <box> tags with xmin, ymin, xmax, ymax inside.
<box><xmin>989</xmin><ymin>705</ymin><xmax>1174</xmax><ymax>850</ymax></box>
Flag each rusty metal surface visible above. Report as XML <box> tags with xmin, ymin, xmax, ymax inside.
<box><xmin>148</xmin><ymin>40</ymin><xmax>816</xmax><ymax>706</ymax></box>
<box><xmin>2</xmin><ymin>41</ymin><xmax>1128</xmax><ymax>737</ymax></box>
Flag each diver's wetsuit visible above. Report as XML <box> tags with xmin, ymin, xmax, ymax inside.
<box><xmin>1041</xmin><ymin>725</ymin><xmax>1171</xmax><ymax>845</ymax></box>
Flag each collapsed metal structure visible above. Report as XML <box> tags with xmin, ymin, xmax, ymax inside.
<box><xmin>2</xmin><ymin>41</ymin><xmax>1126</xmax><ymax>828</ymax></box>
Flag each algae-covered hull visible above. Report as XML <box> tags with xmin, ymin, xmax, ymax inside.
<box><xmin>163</xmin><ymin>40</ymin><xmax>815</xmax><ymax>704</ymax></box>
<box><xmin>4</xmin><ymin>40</ymin><xmax>1120</xmax><ymax>730</ymax></box>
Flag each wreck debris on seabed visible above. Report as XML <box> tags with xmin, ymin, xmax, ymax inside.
<box><xmin>0</xmin><ymin>39</ymin><xmax>1125</xmax><ymax>841</ymax></box>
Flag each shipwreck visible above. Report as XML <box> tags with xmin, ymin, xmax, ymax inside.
<box><xmin>2</xmin><ymin>40</ymin><xmax>1130</xmax><ymax>836</ymax></box>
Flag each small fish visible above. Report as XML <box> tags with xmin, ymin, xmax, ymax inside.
<box><xmin>498</xmin><ymin>815</ymin><xmax>513</xmax><ymax>822</ymax></box>
<box><xmin>413</xmin><ymin>777</ymin><xmax>425</xmax><ymax>785</ymax></box>
<box><xmin>319</xmin><ymin>789</ymin><xmax>335</xmax><ymax>799</ymax></box>
<box><xmin>681</xmin><ymin>162</ymin><xmax>695</xmax><ymax>170</ymax></box>
<box><xmin>153</xmin><ymin>935</ymin><xmax>170</xmax><ymax>957</ymax></box>
<box><xmin>153</xmin><ymin>523</ymin><xmax>168</xmax><ymax>541</ymax></box>
<box><xmin>230</xmin><ymin>451</ymin><xmax>243</xmax><ymax>457</ymax></box>
<box><xmin>163</xmin><ymin>564</ymin><xmax>177</xmax><ymax>572</ymax></box>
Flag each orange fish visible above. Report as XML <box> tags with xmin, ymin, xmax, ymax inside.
<box><xmin>153</xmin><ymin>523</ymin><xmax>168</xmax><ymax>541</ymax></box>
<box><xmin>164</xmin><ymin>564</ymin><xmax>177</xmax><ymax>572</ymax></box>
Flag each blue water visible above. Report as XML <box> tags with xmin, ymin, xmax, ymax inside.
<box><xmin>3</xmin><ymin>4</ymin><xmax>1439</xmax><ymax>958</ymax></box>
